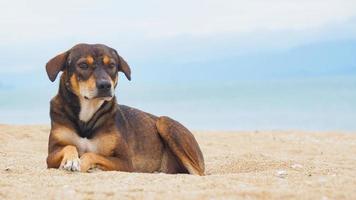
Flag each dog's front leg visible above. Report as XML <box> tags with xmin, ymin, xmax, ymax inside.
<box><xmin>80</xmin><ymin>152</ymin><xmax>132</xmax><ymax>172</ymax></box>
<box><xmin>47</xmin><ymin>145</ymin><xmax>80</xmax><ymax>171</ymax></box>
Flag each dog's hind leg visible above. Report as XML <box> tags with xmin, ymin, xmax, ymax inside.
<box><xmin>156</xmin><ymin>116</ymin><xmax>205</xmax><ymax>175</ymax></box>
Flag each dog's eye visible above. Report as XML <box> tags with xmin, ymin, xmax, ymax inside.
<box><xmin>109</xmin><ymin>63</ymin><xmax>116</xmax><ymax>68</ymax></box>
<box><xmin>78</xmin><ymin>63</ymin><xmax>89</xmax><ymax>70</ymax></box>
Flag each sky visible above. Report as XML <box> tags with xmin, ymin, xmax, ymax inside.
<box><xmin>0</xmin><ymin>0</ymin><xmax>355</xmax><ymax>75</ymax></box>
<box><xmin>0</xmin><ymin>0</ymin><xmax>355</xmax><ymax>130</ymax></box>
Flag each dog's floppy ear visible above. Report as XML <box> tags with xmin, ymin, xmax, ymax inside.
<box><xmin>46</xmin><ymin>51</ymin><xmax>69</xmax><ymax>82</ymax></box>
<box><xmin>118</xmin><ymin>55</ymin><xmax>131</xmax><ymax>81</ymax></box>
<box><xmin>113</xmin><ymin>50</ymin><xmax>131</xmax><ymax>81</ymax></box>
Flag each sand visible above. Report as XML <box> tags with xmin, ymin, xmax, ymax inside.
<box><xmin>0</xmin><ymin>125</ymin><xmax>355</xmax><ymax>200</ymax></box>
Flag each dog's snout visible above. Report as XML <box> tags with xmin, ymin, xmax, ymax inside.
<box><xmin>97</xmin><ymin>80</ymin><xmax>112</xmax><ymax>90</ymax></box>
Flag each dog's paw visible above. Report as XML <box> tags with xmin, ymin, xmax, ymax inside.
<box><xmin>60</xmin><ymin>158</ymin><xmax>81</xmax><ymax>172</ymax></box>
<box><xmin>80</xmin><ymin>152</ymin><xmax>96</xmax><ymax>172</ymax></box>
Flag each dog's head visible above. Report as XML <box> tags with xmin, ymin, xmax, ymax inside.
<box><xmin>46</xmin><ymin>43</ymin><xmax>131</xmax><ymax>100</ymax></box>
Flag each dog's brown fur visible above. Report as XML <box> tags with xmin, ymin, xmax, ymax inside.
<box><xmin>45</xmin><ymin>43</ymin><xmax>205</xmax><ymax>175</ymax></box>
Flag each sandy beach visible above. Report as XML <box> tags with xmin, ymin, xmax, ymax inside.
<box><xmin>0</xmin><ymin>125</ymin><xmax>355</xmax><ymax>200</ymax></box>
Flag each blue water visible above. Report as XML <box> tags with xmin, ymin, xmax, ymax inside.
<box><xmin>0</xmin><ymin>76</ymin><xmax>355</xmax><ymax>131</ymax></box>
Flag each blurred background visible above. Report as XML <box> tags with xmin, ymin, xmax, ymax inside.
<box><xmin>0</xmin><ymin>0</ymin><xmax>355</xmax><ymax>131</ymax></box>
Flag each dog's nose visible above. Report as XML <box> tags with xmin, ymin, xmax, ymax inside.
<box><xmin>97</xmin><ymin>80</ymin><xmax>112</xmax><ymax>90</ymax></box>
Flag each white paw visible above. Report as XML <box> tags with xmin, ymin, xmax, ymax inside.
<box><xmin>60</xmin><ymin>158</ymin><xmax>81</xmax><ymax>172</ymax></box>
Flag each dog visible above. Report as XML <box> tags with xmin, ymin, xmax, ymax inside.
<box><xmin>45</xmin><ymin>43</ymin><xmax>205</xmax><ymax>175</ymax></box>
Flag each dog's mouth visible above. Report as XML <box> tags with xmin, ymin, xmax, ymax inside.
<box><xmin>84</xmin><ymin>94</ymin><xmax>113</xmax><ymax>101</ymax></box>
<box><xmin>82</xmin><ymin>88</ymin><xmax>114</xmax><ymax>101</ymax></box>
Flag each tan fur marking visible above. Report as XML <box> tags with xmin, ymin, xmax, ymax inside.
<box><xmin>87</xmin><ymin>56</ymin><xmax>94</xmax><ymax>65</ymax></box>
<box><xmin>70</xmin><ymin>74</ymin><xmax>80</xmax><ymax>96</ymax></box>
<box><xmin>103</xmin><ymin>55</ymin><xmax>110</xmax><ymax>65</ymax></box>
<box><xmin>77</xmin><ymin>75</ymin><xmax>98</xmax><ymax>99</ymax></box>
<box><xmin>79</xmin><ymin>75</ymin><xmax>97</xmax><ymax>92</ymax></box>
<box><xmin>52</xmin><ymin>125</ymin><xmax>78</xmax><ymax>146</ymax></box>
<box><xmin>86</xmin><ymin>75</ymin><xmax>96</xmax><ymax>90</ymax></box>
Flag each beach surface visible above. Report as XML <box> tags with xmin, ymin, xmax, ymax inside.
<box><xmin>0</xmin><ymin>125</ymin><xmax>355</xmax><ymax>200</ymax></box>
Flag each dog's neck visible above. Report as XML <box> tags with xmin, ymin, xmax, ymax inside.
<box><xmin>78</xmin><ymin>97</ymin><xmax>105</xmax><ymax>122</ymax></box>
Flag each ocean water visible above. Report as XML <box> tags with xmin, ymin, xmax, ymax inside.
<box><xmin>0</xmin><ymin>76</ymin><xmax>355</xmax><ymax>131</ymax></box>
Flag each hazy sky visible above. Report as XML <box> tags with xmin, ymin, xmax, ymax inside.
<box><xmin>1</xmin><ymin>0</ymin><xmax>356</xmax><ymax>40</ymax></box>
<box><xmin>0</xmin><ymin>0</ymin><xmax>355</xmax><ymax>74</ymax></box>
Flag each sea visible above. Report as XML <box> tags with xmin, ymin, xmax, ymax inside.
<box><xmin>0</xmin><ymin>75</ymin><xmax>355</xmax><ymax>131</ymax></box>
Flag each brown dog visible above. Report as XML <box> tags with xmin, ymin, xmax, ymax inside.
<box><xmin>45</xmin><ymin>43</ymin><xmax>205</xmax><ymax>175</ymax></box>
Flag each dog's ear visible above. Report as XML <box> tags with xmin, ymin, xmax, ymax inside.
<box><xmin>46</xmin><ymin>51</ymin><xmax>69</xmax><ymax>82</ymax></box>
<box><xmin>118</xmin><ymin>55</ymin><xmax>131</xmax><ymax>81</ymax></box>
<box><xmin>113</xmin><ymin>50</ymin><xmax>131</xmax><ymax>81</ymax></box>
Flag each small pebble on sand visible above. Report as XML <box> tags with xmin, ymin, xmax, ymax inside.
<box><xmin>276</xmin><ymin>170</ymin><xmax>288</xmax><ymax>178</ymax></box>
<box><xmin>291</xmin><ymin>163</ymin><xmax>303</xmax><ymax>169</ymax></box>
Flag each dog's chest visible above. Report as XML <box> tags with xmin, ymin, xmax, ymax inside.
<box><xmin>75</xmin><ymin>137</ymin><xmax>98</xmax><ymax>155</ymax></box>
<box><xmin>63</xmin><ymin>132</ymin><xmax>117</xmax><ymax>157</ymax></box>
